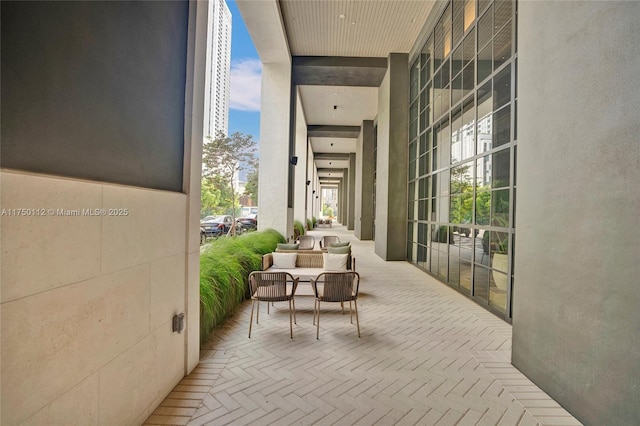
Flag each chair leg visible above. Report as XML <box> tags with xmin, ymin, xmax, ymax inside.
<box><xmin>316</xmin><ymin>301</ymin><xmax>321</xmax><ymax>340</ymax></box>
<box><xmin>313</xmin><ymin>299</ymin><xmax>317</xmax><ymax>325</ymax></box>
<box><xmin>341</xmin><ymin>301</ymin><xmax>344</xmax><ymax>314</ymax></box>
<box><xmin>354</xmin><ymin>300</ymin><xmax>360</xmax><ymax>338</ymax></box>
<box><xmin>249</xmin><ymin>299</ymin><xmax>255</xmax><ymax>338</ymax></box>
<box><xmin>256</xmin><ymin>300</ymin><xmax>260</xmax><ymax>324</ymax></box>
<box><xmin>349</xmin><ymin>300</ymin><xmax>353</xmax><ymax>323</ymax></box>
<box><xmin>288</xmin><ymin>299</ymin><xmax>293</xmax><ymax>339</ymax></box>
<box><xmin>292</xmin><ymin>298</ymin><xmax>297</xmax><ymax>324</ymax></box>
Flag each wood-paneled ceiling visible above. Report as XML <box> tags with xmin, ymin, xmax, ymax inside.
<box><xmin>237</xmin><ymin>0</ymin><xmax>437</xmax><ymax>183</ymax></box>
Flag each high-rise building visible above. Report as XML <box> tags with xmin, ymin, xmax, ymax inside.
<box><xmin>203</xmin><ymin>0</ymin><xmax>231</xmax><ymax>140</ymax></box>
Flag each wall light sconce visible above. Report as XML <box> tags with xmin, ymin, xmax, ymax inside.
<box><xmin>172</xmin><ymin>313</ymin><xmax>185</xmax><ymax>333</ymax></box>
<box><xmin>306</xmin><ymin>180</ymin><xmax>311</xmax><ymax>186</ymax></box>
<box><xmin>290</xmin><ymin>156</ymin><xmax>298</xmax><ymax>166</ymax></box>
<box><xmin>312</xmin><ymin>190</ymin><xmax>316</xmax><ymax>194</ymax></box>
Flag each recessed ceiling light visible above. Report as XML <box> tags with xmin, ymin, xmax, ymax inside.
<box><xmin>339</xmin><ymin>14</ymin><xmax>345</xmax><ymax>19</ymax></box>
<box><xmin>351</xmin><ymin>21</ymin><xmax>356</xmax><ymax>25</ymax></box>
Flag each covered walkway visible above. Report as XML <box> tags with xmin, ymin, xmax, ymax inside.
<box><xmin>145</xmin><ymin>225</ymin><xmax>580</xmax><ymax>426</ymax></box>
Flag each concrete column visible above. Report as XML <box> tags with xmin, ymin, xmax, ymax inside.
<box><xmin>258</xmin><ymin>62</ymin><xmax>292</xmax><ymax>239</ymax></box>
<box><xmin>374</xmin><ymin>53</ymin><xmax>409</xmax><ymax>260</ymax></box>
<box><xmin>355</xmin><ymin>120</ymin><xmax>375</xmax><ymax>240</ymax></box>
<box><xmin>293</xmin><ymin>90</ymin><xmax>308</xmax><ymax>226</ymax></box>
<box><xmin>183</xmin><ymin>0</ymin><xmax>210</xmax><ymax>374</ymax></box>
<box><xmin>339</xmin><ymin>173</ymin><xmax>349</xmax><ymax>227</ymax></box>
<box><xmin>347</xmin><ymin>153</ymin><xmax>356</xmax><ymax>230</ymax></box>
<box><xmin>513</xmin><ymin>3</ymin><xmax>640</xmax><ymax>425</ymax></box>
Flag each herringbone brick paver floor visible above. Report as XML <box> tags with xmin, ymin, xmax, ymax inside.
<box><xmin>145</xmin><ymin>225</ymin><xmax>581</xmax><ymax>426</ymax></box>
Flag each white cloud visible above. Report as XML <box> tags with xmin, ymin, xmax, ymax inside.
<box><xmin>230</xmin><ymin>58</ymin><xmax>262</xmax><ymax>111</ymax></box>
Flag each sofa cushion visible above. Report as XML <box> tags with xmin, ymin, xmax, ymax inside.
<box><xmin>330</xmin><ymin>241</ymin><xmax>350</xmax><ymax>248</ymax></box>
<box><xmin>327</xmin><ymin>245</ymin><xmax>351</xmax><ymax>255</ymax></box>
<box><xmin>277</xmin><ymin>243</ymin><xmax>299</xmax><ymax>250</ymax></box>
<box><xmin>272</xmin><ymin>252</ymin><xmax>297</xmax><ymax>269</ymax></box>
<box><xmin>323</xmin><ymin>253</ymin><xmax>348</xmax><ymax>271</ymax></box>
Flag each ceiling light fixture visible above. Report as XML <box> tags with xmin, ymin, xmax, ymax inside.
<box><xmin>339</xmin><ymin>14</ymin><xmax>345</xmax><ymax>19</ymax></box>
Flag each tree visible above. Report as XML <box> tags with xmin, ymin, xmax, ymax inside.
<box><xmin>203</xmin><ymin>131</ymin><xmax>257</xmax><ymax>235</ymax></box>
<box><xmin>200</xmin><ymin>177</ymin><xmax>221</xmax><ymax>217</ymax></box>
<box><xmin>244</xmin><ymin>169</ymin><xmax>258</xmax><ymax>205</ymax></box>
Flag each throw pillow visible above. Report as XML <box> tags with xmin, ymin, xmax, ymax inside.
<box><xmin>323</xmin><ymin>253</ymin><xmax>348</xmax><ymax>272</ymax></box>
<box><xmin>272</xmin><ymin>252</ymin><xmax>297</xmax><ymax>269</ymax></box>
<box><xmin>277</xmin><ymin>243</ymin><xmax>299</xmax><ymax>250</ymax></box>
<box><xmin>327</xmin><ymin>245</ymin><xmax>350</xmax><ymax>255</ymax></box>
<box><xmin>330</xmin><ymin>241</ymin><xmax>350</xmax><ymax>247</ymax></box>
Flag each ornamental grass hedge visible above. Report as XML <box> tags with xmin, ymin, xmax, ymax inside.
<box><xmin>199</xmin><ymin>228</ymin><xmax>285</xmax><ymax>345</ymax></box>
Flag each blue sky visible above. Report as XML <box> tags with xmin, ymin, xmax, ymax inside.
<box><xmin>227</xmin><ymin>0</ymin><xmax>261</xmax><ymax>142</ymax></box>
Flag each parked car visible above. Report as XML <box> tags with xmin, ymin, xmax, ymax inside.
<box><xmin>454</xmin><ymin>221</ymin><xmax>478</xmax><ymax>237</ymax></box>
<box><xmin>236</xmin><ymin>215</ymin><xmax>257</xmax><ymax>231</ymax></box>
<box><xmin>201</xmin><ymin>215</ymin><xmax>233</xmax><ymax>238</ymax></box>
<box><xmin>200</xmin><ymin>215</ymin><xmax>216</xmax><ymax>224</ymax></box>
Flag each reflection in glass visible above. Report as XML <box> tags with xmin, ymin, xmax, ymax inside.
<box><xmin>420</xmin><ymin>130</ymin><xmax>430</xmax><ymax>154</ymax></box>
<box><xmin>475</xmin><ymin>230</ymin><xmax>490</xmax><ymax>266</ymax></box>
<box><xmin>443</xmin><ymin>4</ymin><xmax>452</xmax><ymax>58</ymax></box>
<box><xmin>419</xmin><ymin>154</ymin><xmax>428</xmax><ymax>176</ymax></box>
<box><xmin>477</xmin><ymin>43</ymin><xmax>492</xmax><ymax>84</ymax></box>
<box><xmin>477</xmin><ymin>81</ymin><xmax>493</xmax><ymax>154</ymax></box>
<box><xmin>491</xmin><ymin>189</ymin><xmax>509</xmax><ymax>226</ymax></box>
<box><xmin>422</xmin><ymin>35</ymin><xmax>434</xmax><ymax>84</ymax></box>
<box><xmin>462</xmin><ymin>62</ymin><xmax>475</xmax><ymax>99</ymax></box>
<box><xmin>417</xmin><ymin>244</ymin><xmax>428</xmax><ymax>269</ymax></box>
<box><xmin>462</xmin><ymin>99</ymin><xmax>475</xmax><ymax>160</ymax></box>
<box><xmin>442</xmin><ymin>84</ymin><xmax>450</xmax><ymax>116</ymax></box>
<box><xmin>492</xmin><ymin>148</ymin><xmax>510</xmax><ymax>188</ymax></box>
<box><xmin>476</xmin><ymin>155</ymin><xmax>491</xmax><ymax>189</ymax></box>
<box><xmin>418</xmin><ymin>199</ymin><xmax>427</xmax><ymax>220</ymax></box>
<box><xmin>474</xmin><ymin>265</ymin><xmax>489</xmax><ymax>301</ymax></box>
<box><xmin>464</xmin><ymin>0</ymin><xmax>476</xmax><ymax>32</ymax></box>
<box><xmin>494</xmin><ymin>0</ymin><xmax>512</xmax><ymax>32</ymax></box>
<box><xmin>493</xmin><ymin>105</ymin><xmax>510</xmax><ymax>148</ymax></box>
<box><xmin>408</xmin><ymin>0</ymin><xmax>515</xmax><ymax>319</ymax></box>
<box><xmin>452</xmin><ymin>74</ymin><xmax>463</xmax><ymax>107</ymax></box>
<box><xmin>477</xmin><ymin>5</ymin><xmax>493</xmax><ymax>50</ymax></box>
<box><xmin>452</xmin><ymin>5</ymin><xmax>463</xmax><ymax>47</ymax></box>
<box><xmin>451</xmin><ymin>108</ymin><xmax>462</xmax><ymax>163</ymax></box>
<box><xmin>493</xmin><ymin>21</ymin><xmax>512</xmax><ymax>70</ymax></box>
<box><xmin>489</xmin><ymin>270</ymin><xmax>507</xmax><ymax>313</ymax></box>
<box><xmin>494</xmin><ymin>65</ymin><xmax>511</xmax><ymax>110</ymax></box>
<box><xmin>475</xmin><ymin>190</ymin><xmax>490</xmax><ymax>225</ymax></box>
<box><xmin>452</xmin><ymin>44</ymin><xmax>463</xmax><ymax>78</ymax></box>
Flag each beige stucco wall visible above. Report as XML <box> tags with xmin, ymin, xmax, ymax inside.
<box><xmin>258</xmin><ymin>62</ymin><xmax>293</xmax><ymax>240</ymax></box>
<box><xmin>1</xmin><ymin>171</ymin><xmax>188</xmax><ymax>425</ymax></box>
<box><xmin>513</xmin><ymin>1</ymin><xmax>640</xmax><ymax>424</ymax></box>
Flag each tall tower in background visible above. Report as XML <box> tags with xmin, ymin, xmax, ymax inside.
<box><xmin>203</xmin><ymin>0</ymin><xmax>231</xmax><ymax>140</ymax></box>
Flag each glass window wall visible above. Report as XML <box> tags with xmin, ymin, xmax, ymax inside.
<box><xmin>407</xmin><ymin>0</ymin><xmax>517</xmax><ymax>320</ymax></box>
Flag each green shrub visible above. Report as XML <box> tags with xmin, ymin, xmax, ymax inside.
<box><xmin>312</xmin><ymin>216</ymin><xmax>318</xmax><ymax>228</ymax></box>
<box><xmin>293</xmin><ymin>220</ymin><xmax>305</xmax><ymax>238</ymax></box>
<box><xmin>306</xmin><ymin>218</ymin><xmax>313</xmax><ymax>230</ymax></box>
<box><xmin>199</xmin><ymin>228</ymin><xmax>285</xmax><ymax>344</ymax></box>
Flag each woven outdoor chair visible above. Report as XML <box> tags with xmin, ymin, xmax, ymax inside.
<box><xmin>311</xmin><ymin>272</ymin><xmax>361</xmax><ymax>339</ymax></box>
<box><xmin>319</xmin><ymin>235</ymin><xmax>340</xmax><ymax>250</ymax></box>
<box><xmin>296</xmin><ymin>235</ymin><xmax>315</xmax><ymax>250</ymax></box>
<box><xmin>248</xmin><ymin>271</ymin><xmax>299</xmax><ymax>338</ymax></box>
